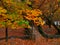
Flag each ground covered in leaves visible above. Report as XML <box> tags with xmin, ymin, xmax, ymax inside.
<box><xmin>0</xmin><ymin>25</ymin><xmax>60</xmax><ymax>45</ymax></box>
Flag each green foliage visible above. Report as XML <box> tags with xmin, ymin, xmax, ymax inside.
<box><xmin>17</xmin><ymin>20</ymin><xmax>29</xmax><ymax>26</ymax></box>
<box><xmin>0</xmin><ymin>22</ymin><xmax>6</xmax><ymax>25</ymax></box>
<box><xmin>21</xmin><ymin>0</ymin><xmax>26</xmax><ymax>2</ymax></box>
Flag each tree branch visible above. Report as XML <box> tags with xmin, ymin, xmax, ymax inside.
<box><xmin>39</xmin><ymin>0</ymin><xmax>46</xmax><ymax>9</ymax></box>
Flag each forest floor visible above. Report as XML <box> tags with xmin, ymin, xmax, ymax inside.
<box><xmin>0</xmin><ymin>25</ymin><xmax>60</xmax><ymax>45</ymax></box>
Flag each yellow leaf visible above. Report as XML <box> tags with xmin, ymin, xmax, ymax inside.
<box><xmin>11</xmin><ymin>25</ymin><xmax>16</xmax><ymax>29</ymax></box>
<box><xmin>0</xmin><ymin>7</ymin><xmax>3</xmax><ymax>10</ymax></box>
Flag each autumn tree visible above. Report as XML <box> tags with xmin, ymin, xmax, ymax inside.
<box><xmin>0</xmin><ymin>0</ymin><xmax>60</xmax><ymax>41</ymax></box>
<box><xmin>28</xmin><ymin>0</ymin><xmax>60</xmax><ymax>38</ymax></box>
<box><xmin>0</xmin><ymin>0</ymin><xmax>45</xmax><ymax>41</ymax></box>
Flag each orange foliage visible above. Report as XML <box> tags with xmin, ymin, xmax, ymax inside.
<box><xmin>24</xmin><ymin>9</ymin><xmax>45</xmax><ymax>26</ymax></box>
